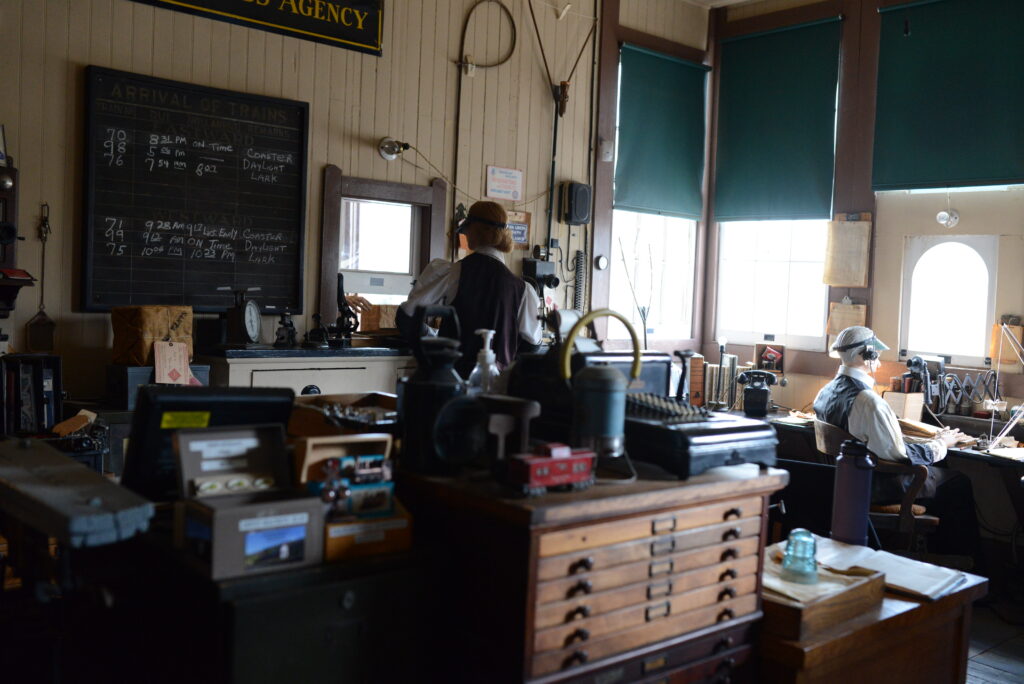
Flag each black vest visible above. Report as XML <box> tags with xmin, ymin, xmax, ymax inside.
<box><xmin>440</xmin><ymin>252</ymin><xmax>526</xmax><ymax>378</ymax></box>
<box><xmin>813</xmin><ymin>374</ymin><xmax>868</xmax><ymax>432</ymax></box>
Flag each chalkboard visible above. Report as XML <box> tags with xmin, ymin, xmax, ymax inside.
<box><xmin>83</xmin><ymin>66</ymin><xmax>308</xmax><ymax>313</ymax></box>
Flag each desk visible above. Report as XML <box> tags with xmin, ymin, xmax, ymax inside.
<box><xmin>760</xmin><ymin>574</ymin><xmax>988</xmax><ymax>683</ymax></box>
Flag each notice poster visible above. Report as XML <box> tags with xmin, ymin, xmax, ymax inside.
<box><xmin>485</xmin><ymin>165</ymin><xmax>523</xmax><ymax>201</ymax></box>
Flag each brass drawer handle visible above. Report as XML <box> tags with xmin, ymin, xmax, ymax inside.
<box><xmin>565</xmin><ymin>628</ymin><xmax>590</xmax><ymax>646</ymax></box>
<box><xmin>649</xmin><ymin>559</ymin><xmax>674</xmax><ymax>577</ymax></box>
<box><xmin>652</xmin><ymin>516</ymin><xmax>677</xmax><ymax>535</ymax></box>
<box><xmin>723</xmin><ymin>507</ymin><xmax>742</xmax><ymax>521</ymax></box>
<box><xmin>721</xmin><ymin>527</ymin><xmax>741</xmax><ymax>541</ymax></box>
<box><xmin>650</xmin><ymin>537</ymin><xmax>675</xmax><ymax>557</ymax></box>
<box><xmin>647</xmin><ymin>580</ymin><xmax>672</xmax><ymax>600</ymax></box>
<box><xmin>563</xmin><ymin>650</ymin><xmax>588</xmax><ymax>669</ymax></box>
<box><xmin>565</xmin><ymin>605</ymin><xmax>591</xmax><ymax>622</ymax></box>
<box><xmin>645</xmin><ymin>601</ymin><xmax>671</xmax><ymax>622</ymax></box>
<box><xmin>717</xmin><ymin>608</ymin><xmax>735</xmax><ymax>623</ymax></box>
<box><xmin>721</xmin><ymin>548</ymin><xmax>739</xmax><ymax>562</ymax></box>
<box><xmin>569</xmin><ymin>557</ymin><xmax>594</xmax><ymax>574</ymax></box>
<box><xmin>713</xmin><ymin>636</ymin><xmax>735</xmax><ymax>653</ymax></box>
<box><xmin>567</xmin><ymin>579</ymin><xmax>593</xmax><ymax>598</ymax></box>
<box><xmin>718</xmin><ymin>587</ymin><xmax>737</xmax><ymax>602</ymax></box>
<box><xmin>719</xmin><ymin>568</ymin><xmax>738</xmax><ymax>582</ymax></box>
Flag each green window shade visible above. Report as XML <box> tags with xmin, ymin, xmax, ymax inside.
<box><xmin>714</xmin><ymin>20</ymin><xmax>841</xmax><ymax>221</ymax></box>
<box><xmin>615</xmin><ymin>45</ymin><xmax>708</xmax><ymax>219</ymax></box>
<box><xmin>873</xmin><ymin>0</ymin><xmax>1024</xmax><ymax>190</ymax></box>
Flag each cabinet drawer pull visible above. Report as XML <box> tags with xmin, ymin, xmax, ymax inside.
<box><xmin>720</xmin><ymin>548</ymin><xmax>739</xmax><ymax>562</ymax></box>
<box><xmin>649</xmin><ymin>559</ymin><xmax>674</xmax><ymax>577</ymax></box>
<box><xmin>647</xmin><ymin>580</ymin><xmax>672</xmax><ymax>599</ymax></box>
<box><xmin>713</xmin><ymin>636</ymin><xmax>735</xmax><ymax>653</ymax></box>
<box><xmin>719</xmin><ymin>568</ymin><xmax>738</xmax><ymax>582</ymax></box>
<box><xmin>567</xmin><ymin>580</ymin><xmax>593</xmax><ymax>598</ymax></box>
<box><xmin>565</xmin><ymin>628</ymin><xmax>590</xmax><ymax>646</ymax></box>
<box><xmin>718</xmin><ymin>587</ymin><xmax>737</xmax><ymax>602</ymax></box>
<box><xmin>651</xmin><ymin>516</ymin><xmax>677</xmax><ymax>534</ymax></box>
<box><xmin>717</xmin><ymin>657</ymin><xmax>737</xmax><ymax>673</ymax></box>
<box><xmin>723</xmin><ymin>507</ymin><xmax>742</xmax><ymax>521</ymax></box>
<box><xmin>650</xmin><ymin>537</ymin><xmax>676</xmax><ymax>557</ymax></box>
<box><xmin>565</xmin><ymin>605</ymin><xmax>591</xmax><ymax>622</ymax></box>
<box><xmin>569</xmin><ymin>557</ymin><xmax>594</xmax><ymax>574</ymax></box>
<box><xmin>716</xmin><ymin>608</ymin><xmax>735</xmax><ymax>623</ymax></box>
<box><xmin>645</xmin><ymin>601</ymin><xmax>671</xmax><ymax>622</ymax></box>
<box><xmin>563</xmin><ymin>650</ymin><xmax>588</xmax><ymax>668</ymax></box>
<box><xmin>721</xmin><ymin>527</ymin><xmax>741</xmax><ymax>541</ymax></box>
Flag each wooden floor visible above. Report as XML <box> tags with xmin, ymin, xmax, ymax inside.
<box><xmin>968</xmin><ymin>605</ymin><xmax>1024</xmax><ymax>683</ymax></box>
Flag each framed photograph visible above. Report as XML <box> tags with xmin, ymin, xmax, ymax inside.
<box><xmin>0</xmin><ymin>125</ymin><xmax>8</xmax><ymax>167</ymax></box>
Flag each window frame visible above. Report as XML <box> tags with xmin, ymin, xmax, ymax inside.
<box><xmin>318</xmin><ymin>165</ymin><xmax>447</xmax><ymax>323</ymax></box>
<box><xmin>898</xmin><ymin>234</ymin><xmax>998</xmax><ymax>368</ymax></box>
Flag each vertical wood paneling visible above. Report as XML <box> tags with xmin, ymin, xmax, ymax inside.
<box><xmin>619</xmin><ymin>0</ymin><xmax>707</xmax><ymax>50</ymax></box>
<box><xmin>5</xmin><ymin>0</ymin><xmax>600</xmax><ymax>395</ymax></box>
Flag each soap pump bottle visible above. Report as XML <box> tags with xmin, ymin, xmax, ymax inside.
<box><xmin>467</xmin><ymin>328</ymin><xmax>500</xmax><ymax>395</ymax></box>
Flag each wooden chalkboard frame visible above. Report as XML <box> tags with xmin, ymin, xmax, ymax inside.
<box><xmin>82</xmin><ymin>66</ymin><xmax>309</xmax><ymax>314</ymax></box>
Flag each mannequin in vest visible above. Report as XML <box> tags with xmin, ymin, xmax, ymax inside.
<box><xmin>814</xmin><ymin>325</ymin><xmax>979</xmax><ymax>561</ymax></box>
<box><xmin>397</xmin><ymin>201</ymin><xmax>542</xmax><ymax>378</ymax></box>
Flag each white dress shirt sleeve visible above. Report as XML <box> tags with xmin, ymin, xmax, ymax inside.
<box><xmin>399</xmin><ymin>259</ymin><xmax>460</xmax><ymax>317</ymax></box>
<box><xmin>847</xmin><ymin>390</ymin><xmax>947</xmax><ymax>464</ymax></box>
<box><xmin>518</xmin><ymin>287</ymin><xmax>543</xmax><ymax>345</ymax></box>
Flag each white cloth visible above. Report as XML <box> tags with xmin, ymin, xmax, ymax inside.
<box><xmin>398</xmin><ymin>247</ymin><xmax>543</xmax><ymax>345</ymax></box>
<box><xmin>835</xmin><ymin>365</ymin><xmax>947</xmax><ymax>464</ymax></box>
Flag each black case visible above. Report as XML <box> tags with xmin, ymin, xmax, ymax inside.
<box><xmin>105</xmin><ymin>364</ymin><xmax>211</xmax><ymax>410</ymax></box>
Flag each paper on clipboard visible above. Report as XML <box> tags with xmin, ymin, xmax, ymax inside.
<box><xmin>826</xmin><ymin>302</ymin><xmax>867</xmax><ymax>335</ymax></box>
<box><xmin>824</xmin><ymin>221</ymin><xmax>871</xmax><ymax>287</ymax></box>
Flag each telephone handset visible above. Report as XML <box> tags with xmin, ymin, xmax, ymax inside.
<box><xmin>736</xmin><ymin>370</ymin><xmax>778</xmax><ymax>388</ymax></box>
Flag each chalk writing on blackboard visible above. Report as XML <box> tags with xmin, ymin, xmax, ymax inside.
<box><xmin>83</xmin><ymin>67</ymin><xmax>308</xmax><ymax>313</ymax></box>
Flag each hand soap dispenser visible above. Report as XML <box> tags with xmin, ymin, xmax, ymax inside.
<box><xmin>467</xmin><ymin>328</ymin><xmax>500</xmax><ymax>395</ymax></box>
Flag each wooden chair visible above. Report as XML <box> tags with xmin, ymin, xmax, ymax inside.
<box><xmin>813</xmin><ymin>419</ymin><xmax>939</xmax><ymax>549</ymax></box>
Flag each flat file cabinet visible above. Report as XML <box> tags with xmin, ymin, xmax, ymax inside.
<box><xmin>400</xmin><ymin>463</ymin><xmax>788</xmax><ymax>683</ymax></box>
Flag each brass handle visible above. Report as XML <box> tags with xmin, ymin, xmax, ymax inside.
<box><xmin>645</xmin><ymin>601</ymin><xmax>671</xmax><ymax>622</ymax></box>
<box><xmin>721</xmin><ymin>548</ymin><xmax>739</xmax><ymax>562</ymax></box>
<box><xmin>650</xmin><ymin>537</ymin><xmax>675</xmax><ymax>556</ymax></box>
<box><xmin>565</xmin><ymin>628</ymin><xmax>590</xmax><ymax>646</ymax></box>
<box><xmin>719</xmin><ymin>568</ymin><xmax>738</xmax><ymax>582</ymax></box>
<box><xmin>718</xmin><ymin>587</ymin><xmax>737</xmax><ymax>602</ymax></box>
<box><xmin>565</xmin><ymin>605</ymin><xmax>591</xmax><ymax>622</ymax></box>
<box><xmin>563</xmin><ymin>650</ymin><xmax>588</xmax><ymax>668</ymax></box>
<box><xmin>652</xmin><ymin>516</ymin><xmax>677</xmax><ymax>535</ymax></box>
<box><xmin>567</xmin><ymin>580</ymin><xmax>593</xmax><ymax>598</ymax></box>
<box><xmin>647</xmin><ymin>580</ymin><xmax>672</xmax><ymax>599</ymax></box>
<box><xmin>569</xmin><ymin>557</ymin><xmax>594</xmax><ymax>574</ymax></box>
<box><xmin>717</xmin><ymin>608</ymin><xmax>735</xmax><ymax>623</ymax></box>
<box><xmin>713</xmin><ymin>636</ymin><xmax>735</xmax><ymax>653</ymax></box>
<box><xmin>723</xmin><ymin>507</ymin><xmax>742</xmax><ymax>521</ymax></box>
<box><xmin>649</xmin><ymin>559</ymin><xmax>674</xmax><ymax>577</ymax></box>
<box><xmin>721</xmin><ymin>527</ymin><xmax>741</xmax><ymax>541</ymax></box>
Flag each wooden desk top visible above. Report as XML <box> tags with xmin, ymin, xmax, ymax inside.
<box><xmin>398</xmin><ymin>463</ymin><xmax>789</xmax><ymax>528</ymax></box>
<box><xmin>763</xmin><ymin>573</ymin><xmax>988</xmax><ymax>670</ymax></box>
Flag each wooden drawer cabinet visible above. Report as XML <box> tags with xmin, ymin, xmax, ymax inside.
<box><xmin>400</xmin><ymin>464</ymin><xmax>788</xmax><ymax>683</ymax></box>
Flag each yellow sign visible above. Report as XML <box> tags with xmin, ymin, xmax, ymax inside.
<box><xmin>160</xmin><ymin>411</ymin><xmax>212</xmax><ymax>429</ymax></box>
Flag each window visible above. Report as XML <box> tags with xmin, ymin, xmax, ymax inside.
<box><xmin>716</xmin><ymin>220</ymin><xmax>829</xmax><ymax>350</ymax></box>
<box><xmin>608</xmin><ymin>210</ymin><xmax>697</xmax><ymax>342</ymax></box>
<box><xmin>900</xmin><ymin>235</ymin><xmax>997</xmax><ymax>366</ymax></box>
<box><xmin>339</xmin><ymin>198</ymin><xmax>419</xmax><ymax>295</ymax></box>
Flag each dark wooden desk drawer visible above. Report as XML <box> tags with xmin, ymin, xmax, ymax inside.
<box><xmin>534</xmin><ymin>574</ymin><xmax>758</xmax><ymax>652</ymax></box>
<box><xmin>538</xmin><ymin>517</ymin><xmax>763</xmax><ymax>581</ymax></box>
<box><xmin>538</xmin><ymin>498</ymin><xmax>763</xmax><ymax>557</ymax></box>
<box><xmin>531</xmin><ymin>594</ymin><xmax>759</xmax><ymax>677</ymax></box>
<box><xmin>536</xmin><ymin>538</ymin><xmax>759</xmax><ymax>607</ymax></box>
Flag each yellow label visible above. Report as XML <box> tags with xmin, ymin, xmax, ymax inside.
<box><xmin>160</xmin><ymin>411</ymin><xmax>211</xmax><ymax>429</ymax></box>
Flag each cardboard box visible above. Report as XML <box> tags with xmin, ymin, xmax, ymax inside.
<box><xmin>173</xmin><ymin>424</ymin><xmax>323</xmax><ymax>580</ymax></box>
<box><xmin>289</xmin><ymin>393</ymin><xmax>398</xmax><ymax>437</ymax></box>
<box><xmin>360</xmin><ymin>304</ymin><xmax>400</xmax><ymax>332</ymax></box>
<box><xmin>324</xmin><ymin>501</ymin><xmax>411</xmax><ymax>563</ymax></box>
<box><xmin>112</xmin><ymin>306</ymin><xmax>193</xmax><ymax>366</ymax></box>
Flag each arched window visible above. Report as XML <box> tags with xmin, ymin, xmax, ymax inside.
<box><xmin>900</xmin><ymin>236</ymin><xmax>997</xmax><ymax>365</ymax></box>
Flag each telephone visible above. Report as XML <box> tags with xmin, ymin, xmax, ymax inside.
<box><xmin>736</xmin><ymin>370</ymin><xmax>783</xmax><ymax>417</ymax></box>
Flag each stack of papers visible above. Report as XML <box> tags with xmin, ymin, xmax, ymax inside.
<box><xmin>814</xmin><ymin>535</ymin><xmax>966</xmax><ymax>600</ymax></box>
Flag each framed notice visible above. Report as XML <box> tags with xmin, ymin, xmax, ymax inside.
<box><xmin>507</xmin><ymin>211</ymin><xmax>531</xmax><ymax>250</ymax></box>
<box><xmin>485</xmin><ymin>165</ymin><xmax>524</xmax><ymax>202</ymax></box>
<box><xmin>130</xmin><ymin>0</ymin><xmax>383</xmax><ymax>56</ymax></box>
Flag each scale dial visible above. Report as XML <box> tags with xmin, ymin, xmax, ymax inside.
<box><xmin>243</xmin><ymin>299</ymin><xmax>261</xmax><ymax>343</ymax></box>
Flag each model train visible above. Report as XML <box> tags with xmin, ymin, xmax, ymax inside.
<box><xmin>505</xmin><ymin>443</ymin><xmax>596</xmax><ymax>497</ymax></box>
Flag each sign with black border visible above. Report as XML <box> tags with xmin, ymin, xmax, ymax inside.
<box><xmin>130</xmin><ymin>0</ymin><xmax>383</xmax><ymax>56</ymax></box>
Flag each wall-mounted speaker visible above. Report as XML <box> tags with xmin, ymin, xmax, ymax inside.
<box><xmin>559</xmin><ymin>181</ymin><xmax>591</xmax><ymax>225</ymax></box>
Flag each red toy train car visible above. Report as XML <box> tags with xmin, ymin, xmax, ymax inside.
<box><xmin>506</xmin><ymin>443</ymin><xmax>596</xmax><ymax>497</ymax></box>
